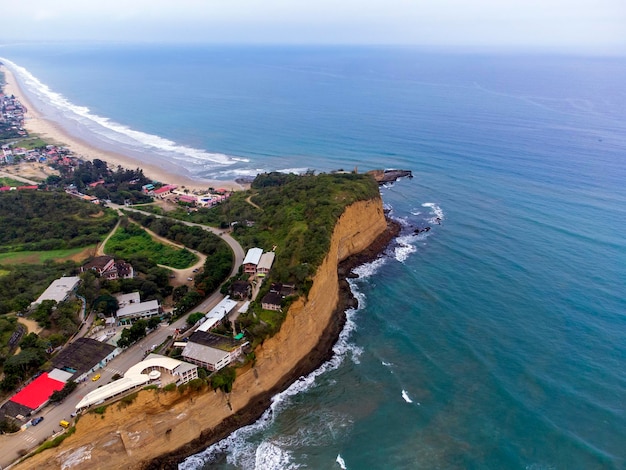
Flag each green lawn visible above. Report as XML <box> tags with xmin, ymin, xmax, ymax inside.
<box><xmin>0</xmin><ymin>246</ymin><xmax>94</xmax><ymax>264</ymax></box>
<box><xmin>0</xmin><ymin>177</ymin><xmax>26</xmax><ymax>187</ymax></box>
<box><xmin>105</xmin><ymin>224</ymin><xmax>198</xmax><ymax>269</ymax></box>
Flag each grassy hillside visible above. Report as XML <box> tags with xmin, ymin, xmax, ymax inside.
<box><xmin>105</xmin><ymin>222</ymin><xmax>197</xmax><ymax>269</ymax></box>
<box><xmin>0</xmin><ymin>191</ymin><xmax>118</xmax><ymax>252</ymax></box>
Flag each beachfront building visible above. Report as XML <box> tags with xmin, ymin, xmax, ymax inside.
<box><xmin>181</xmin><ymin>331</ymin><xmax>248</xmax><ymax>371</ymax></box>
<box><xmin>75</xmin><ymin>354</ymin><xmax>198</xmax><ymax>411</ymax></box>
<box><xmin>152</xmin><ymin>184</ymin><xmax>178</xmax><ymax>198</ymax></box>
<box><xmin>243</xmin><ymin>247</ymin><xmax>263</xmax><ymax>274</ymax></box>
<box><xmin>115</xmin><ymin>292</ymin><xmax>160</xmax><ymax>325</ymax></box>
<box><xmin>30</xmin><ymin>276</ymin><xmax>81</xmax><ymax>308</ymax></box>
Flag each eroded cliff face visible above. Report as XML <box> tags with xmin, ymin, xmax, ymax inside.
<box><xmin>14</xmin><ymin>198</ymin><xmax>388</xmax><ymax>470</ymax></box>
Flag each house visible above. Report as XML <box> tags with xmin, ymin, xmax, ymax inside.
<box><xmin>242</xmin><ymin>247</ymin><xmax>263</xmax><ymax>274</ymax></box>
<box><xmin>181</xmin><ymin>331</ymin><xmax>248</xmax><ymax>371</ymax></box>
<box><xmin>230</xmin><ymin>280</ymin><xmax>251</xmax><ymax>300</ymax></box>
<box><xmin>81</xmin><ymin>256</ymin><xmax>134</xmax><ymax>280</ymax></box>
<box><xmin>261</xmin><ymin>292</ymin><xmax>283</xmax><ymax>311</ymax></box>
<box><xmin>256</xmin><ymin>252</ymin><xmax>275</xmax><ymax>277</ymax></box>
<box><xmin>270</xmin><ymin>283</ymin><xmax>296</xmax><ymax>298</ymax></box>
<box><xmin>153</xmin><ymin>184</ymin><xmax>177</xmax><ymax>198</ymax></box>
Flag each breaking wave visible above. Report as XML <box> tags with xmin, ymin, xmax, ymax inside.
<box><xmin>2</xmin><ymin>58</ymin><xmax>246</xmax><ymax>168</ymax></box>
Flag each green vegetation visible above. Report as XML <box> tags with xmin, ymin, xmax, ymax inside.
<box><xmin>49</xmin><ymin>380</ymin><xmax>78</xmax><ymax>403</ymax></box>
<box><xmin>105</xmin><ymin>221</ymin><xmax>197</xmax><ymax>269</ymax></box>
<box><xmin>117</xmin><ymin>319</ymin><xmax>149</xmax><ymax>348</ymax></box>
<box><xmin>0</xmin><ymin>261</ymin><xmax>77</xmax><ymax>315</ymax></box>
<box><xmin>0</xmin><ymin>177</ymin><xmax>25</xmax><ymax>187</ymax></box>
<box><xmin>0</xmin><ymin>191</ymin><xmax>117</xmax><ymax>252</ymax></box>
<box><xmin>47</xmin><ymin>158</ymin><xmax>153</xmax><ymax>205</ymax></box>
<box><xmin>187</xmin><ymin>312</ymin><xmax>205</xmax><ymax>326</ymax></box>
<box><xmin>122</xmin><ymin>212</ymin><xmax>233</xmax><ymax>316</ymax></box>
<box><xmin>31</xmin><ymin>425</ymin><xmax>76</xmax><ymax>455</ymax></box>
<box><xmin>163</xmin><ymin>383</ymin><xmax>177</xmax><ymax>392</ymax></box>
<box><xmin>0</xmin><ymin>246</ymin><xmax>95</xmax><ymax>265</ymax></box>
<box><xmin>93</xmin><ymin>405</ymin><xmax>107</xmax><ymax>414</ymax></box>
<box><xmin>210</xmin><ymin>367</ymin><xmax>236</xmax><ymax>393</ymax></box>
<box><xmin>117</xmin><ymin>392</ymin><xmax>139</xmax><ymax>409</ymax></box>
<box><xmin>30</xmin><ymin>299</ymin><xmax>82</xmax><ymax>334</ymax></box>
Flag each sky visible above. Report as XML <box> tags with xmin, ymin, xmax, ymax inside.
<box><xmin>2</xmin><ymin>0</ymin><xmax>626</xmax><ymax>53</ymax></box>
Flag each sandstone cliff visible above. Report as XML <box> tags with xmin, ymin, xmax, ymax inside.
<box><xmin>14</xmin><ymin>198</ymin><xmax>390</xmax><ymax>470</ymax></box>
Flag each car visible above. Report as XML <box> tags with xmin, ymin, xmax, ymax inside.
<box><xmin>91</xmin><ymin>374</ymin><xmax>101</xmax><ymax>381</ymax></box>
<box><xmin>32</xmin><ymin>417</ymin><xmax>44</xmax><ymax>426</ymax></box>
<box><xmin>187</xmin><ymin>277</ymin><xmax>193</xmax><ymax>281</ymax></box>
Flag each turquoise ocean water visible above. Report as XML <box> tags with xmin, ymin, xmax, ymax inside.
<box><xmin>1</xmin><ymin>45</ymin><xmax>625</xmax><ymax>469</ymax></box>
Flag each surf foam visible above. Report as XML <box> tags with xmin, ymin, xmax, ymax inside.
<box><xmin>2</xmin><ymin>58</ymin><xmax>244</xmax><ymax>168</ymax></box>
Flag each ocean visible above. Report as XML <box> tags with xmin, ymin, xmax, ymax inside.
<box><xmin>1</xmin><ymin>44</ymin><xmax>625</xmax><ymax>469</ymax></box>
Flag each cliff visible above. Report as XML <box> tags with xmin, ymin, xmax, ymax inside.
<box><xmin>13</xmin><ymin>198</ymin><xmax>393</xmax><ymax>470</ymax></box>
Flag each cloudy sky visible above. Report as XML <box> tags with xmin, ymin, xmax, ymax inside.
<box><xmin>2</xmin><ymin>0</ymin><xmax>626</xmax><ymax>53</ymax></box>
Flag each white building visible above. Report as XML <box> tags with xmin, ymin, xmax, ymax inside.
<box><xmin>30</xmin><ymin>276</ymin><xmax>81</xmax><ymax>307</ymax></box>
<box><xmin>181</xmin><ymin>331</ymin><xmax>248</xmax><ymax>371</ymax></box>
<box><xmin>196</xmin><ymin>296</ymin><xmax>238</xmax><ymax>332</ymax></box>
<box><xmin>75</xmin><ymin>354</ymin><xmax>198</xmax><ymax>411</ymax></box>
<box><xmin>115</xmin><ymin>292</ymin><xmax>160</xmax><ymax>325</ymax></box>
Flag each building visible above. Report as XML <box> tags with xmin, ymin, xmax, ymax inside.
<box><xmin>30</xmin><ymin>276</ymin><xmax>81</xmax><ymax>307</ymax></box>
<box><xmin>256</xmin><ymin>252</ymin><xmax>275</xmax><ymax>276</ymax></box>
<box><xmin>81</xmin><ymin>256</ymin><xmax>134</xmax><ymax>280</ymax></box>
<box><xmin>115</xmin><ymin>293</ymin><xmax>160</xmax><ymax>325</ymax></box>
<box><xmin>230</xmin><ymin>280</ymin><xmax>251</xmax><ymax>300</ymax></box>
<box><xmin>261</xmin><ymin>292</ymin><xmax>283</xmax><ymax>311</ymax></box>
<box><xmin>181</xmin><ymin>331</ymin><xmax>248</xmax><ymax>371</ymax></box>
<box><xmin>196</xmin><ymin>296</ymin><xmax>238</xmax><ymax>332</ymax></box>
<box><xmin>243</xmin><ymin>247</ymin><xmax>263</xmax><ymax>274</ymax></box>
<box><xmin>75</xmin><ymin>354</ymin><xmax>198</xmax><ymax>411</ymax></box>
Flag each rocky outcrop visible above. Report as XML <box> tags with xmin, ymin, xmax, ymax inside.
<box><xmin>14</xmin><ymin>198</ymin><xmax>395</xmax><ymax>470</ymax></box>
<box><xmin>367</xmin><ymin>169</ymin><xmax>413</xmax><ymax>184</ymax></box>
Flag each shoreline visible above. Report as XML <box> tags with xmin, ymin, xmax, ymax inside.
<box><xmin>144</xmin><ymin>218</ymin><xmax>401</xmax><ymax>469</ymax></box>
<box><xmin>0</xmin><ymin>64</ymin><xmax>243</xmax><ymax>192</ymax></box>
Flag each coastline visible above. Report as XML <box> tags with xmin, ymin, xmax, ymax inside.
<box><xmin>8</xmin><ymin>198</ymin><xmax>398</xmax><ymax>470</ymax></box>
<box><xmin>0</xmin><ymin>64</ymin><xmax>243</xmax><ymax>192</ymax></box>
<box><xmin>146</xmin><ymin>217</ymin><xmax>401</xmax><ymax>469</ymax></box>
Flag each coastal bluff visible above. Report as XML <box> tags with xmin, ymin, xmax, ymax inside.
<box><xmin>13</xmin><ymin>198</ymin><xmax>393</xmax><ymax>470</ymax></box>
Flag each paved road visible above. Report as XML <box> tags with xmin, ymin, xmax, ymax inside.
<box><xmin>0</xmin><ymin>206</ymin><xmax>245</xmax><ymax>469</ymax></box>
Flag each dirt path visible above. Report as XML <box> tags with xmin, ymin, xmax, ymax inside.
<box><xmin>139</xmin><ymin>225</ymin><xmax>207</xmax><ymax>288</ymax></box>
<box><xmin>96</xmin><ymin>218</ymin><xmax>122</xmax><ymax>256</ymax></box>
<box><xmin>245</xmin><ymin>194</ymin><xmax>262</xmax><ymax>211</ymax></box>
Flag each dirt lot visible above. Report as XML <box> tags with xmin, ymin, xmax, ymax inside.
<box><xmin>1</xmin><ymin>162</ymin><xmax>60</xmax><ymax>182</ymax></box>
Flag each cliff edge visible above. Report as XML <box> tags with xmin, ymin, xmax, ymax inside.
<box><xmin>13</xmin><ymin>197</ymin><xmax>393</xmax><ymax>470</ymax></box>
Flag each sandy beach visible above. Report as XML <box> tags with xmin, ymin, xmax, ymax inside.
<box><xmin>1</xmin><ymin>64</ymin><xmax>242</xmax><ymax>192</ymax></box>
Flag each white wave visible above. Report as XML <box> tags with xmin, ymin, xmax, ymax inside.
<box><xmin>336</xmin><ymin>454</ymin><xmax>347</xmax><ymax>469</ymax></box>
<box><xmin>351</xmin><ymin>257</ymin><xmax>386</xmax><ymax>279</ymax></box>
<box><xmin>255</xmin><ymin>441</ymin><xmax>298</xmax><ymax>470</ymax></box>
<box><xmin>421</xmin><ymin>202</ymin><xmax>444</xmax><ymax>224</ymax></box>
<box><xmin>410</xmin><ymin>210</ymin><xmax>422</xmax><ymax>216</ymax></box>
<box><xmin>402</xmin><ymin>390</ymin><xmax>413</xmax><ymax>403</ymax></box>
<box><xmin>1</xmin><ymin>58</ymin><xmax>243</xmax><ymax>167</ymax></box>
<box><xmin>382</xmin><ymin>361</ymin><xmax>392</xmax><ymax>367</ymax></box>
<box><xmin>394</xmin><ymin>234</ymin><xmax>418</xmax><ymax>263</ymax></box>
<box><xmin>180</xmin><ymin>277</ymin><xmax>368</xmax><ymax>469</ymax></box>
